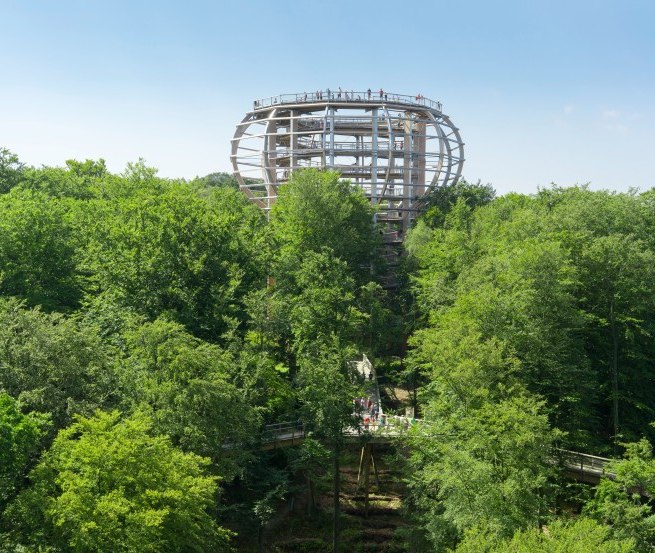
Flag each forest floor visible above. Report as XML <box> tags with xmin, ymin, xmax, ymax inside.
<box><xmin>242</xmin><ymin>444</ymin><xmax>410</xmax><ymax>552</ymax></box>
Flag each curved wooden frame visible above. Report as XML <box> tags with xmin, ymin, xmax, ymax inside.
<box><xmin>230</xmin><ymin>90</ymin><xmax>465</xmax><ymax>231</ymax></box>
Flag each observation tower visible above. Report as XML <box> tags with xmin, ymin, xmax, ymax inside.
<box><xmin>231</xmin><ymin>89</ymin><xmax>464</xmax><ymax>235</ymax></box>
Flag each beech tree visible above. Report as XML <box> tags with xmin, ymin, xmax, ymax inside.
<box><xmin>0</xmin><ymin>188</ymin><xmax>80</xmax><ymax>310</ymax></box>
<box><xmin>584</xmin><ymin>438</ymin><xmax>655</xmax><ymax>551</ymax></box>
<box><xmin>6</xmin><ymin>411</ymin><xmax>230</xmax><ymax>552</ymax></box>
<box><xmin>0</xmin><ymin>393</ymin><xmax>49</xmax><ymax>509</ymax></box>
<box><xmin>79</xmin><ymin>176</ymin><xmax>265</xmax><ymax>342</ymax></box>
<box><xmin>455</xmin><ymin>518</ymin><xmax>635</xmax><ymax>553</ymax></box>
<box><xmin>408</xmin><ymin>186</ymin><xmax>655</xmax><ymax>450</ymax></box>
<box><xmin>269</xmin><ymin>169</ymin><xmax>376</xmax><ymax>283</ymax></box>
<box><xmin>0</xmin><ymin>298</ymin><xmax>115</xmax><ymax>430</ymax></box>
<box><xmin>119</xmin><ymin>317</ymin><xmax>260</xmax><ymax>479</ymax></box>
<box><xmin>296</xmin><ymin>337</ymin><xmax>359</xmax><ymax>553</ymax></box>
<box><xmin>0</xmin><ymin>148</ymin><xmax>24</xmax><ymax>193</ymax></box>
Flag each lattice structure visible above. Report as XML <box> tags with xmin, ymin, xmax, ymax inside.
<box><xmin>231</xmin><ymin>91</ymin><xmax>463</xmax><ymax>276</ymax></box>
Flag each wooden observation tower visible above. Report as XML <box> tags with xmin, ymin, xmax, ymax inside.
<box><xmin>231</xmin><ymin>90</ymin><xmax>464</xmax><ymax>273</ymax></box>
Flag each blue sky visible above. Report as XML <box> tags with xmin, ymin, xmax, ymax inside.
<box><xmin>1</xmin><ymin>0</ymin><xmax>653</xmax><ymax>194</ymax></box>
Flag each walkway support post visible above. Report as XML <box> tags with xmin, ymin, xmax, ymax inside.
<box><xmin>362</xmin><ymin>442</ymin><xmax>372</xmax><ymax>517</ymax></box>
<box><xmin>332</xmin><ymin>440</ymin><xmax>341</xmax><ymax>553</ymax></box>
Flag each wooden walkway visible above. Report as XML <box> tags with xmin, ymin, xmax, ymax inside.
<box><xmin>261</xmin><ymin>356</ymin><xmax>615</xmax><ymax>484</ymax></box>
<box><xmin>261</xmin><ymin>421</ymin><xmax>613</xmax><ymax>482</ymax></box>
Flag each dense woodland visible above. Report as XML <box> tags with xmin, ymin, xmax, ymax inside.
<box><xmin>1</xmin><ymin>146</ymin><xmax>655</xmax><ymax>552</ymax></box>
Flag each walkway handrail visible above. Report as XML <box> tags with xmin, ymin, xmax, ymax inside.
<box><xmin>557</xmin><ymin>448</ymin><xmax>611</xmax><ymax>473</ymax></box>
<box><xmin>260</xmin><ymin>421</ymin><xmax>615</xmax><ymax>480</ymax></box>
<box><xmin>253</xmin><ymin>91</ymin><xmax>443</xmax><ymax>112</ymax></box>
<box><xmin>260</xmin><ymin>354</ymin><xmax>614</xmax><ymax>487</ymax></box>
<box><xmin>262</xmin><ymin>420</ymin><xmax>304</xmax><ymax>443</ymax></box>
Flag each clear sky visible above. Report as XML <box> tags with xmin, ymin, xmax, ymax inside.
<box><xmin>1</xmin><ymin>0</ymin><xmax>654</xmax><ymax>194</ymax></box>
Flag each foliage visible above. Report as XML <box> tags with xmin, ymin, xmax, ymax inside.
<box><xmin>408</xmin><ymin>186</ymin><xmax>655</xmax><ymax>449</ymax></box>
<box><xmin>0</xmin><ymin>298</ymin><xmax>116</xmax><ymax>430</ymax></box>
<box><xmin>408</xmin><ymin>395</ymin><xmax>557</xmax><ymax>547</ymax></box>
<box><xmin>5</xmin><ymin>151</ymin><xmax>655</xmax><ymax>550</ymax></box>
<box><xmin>6</xmin><ymin>411</ymin><xmax>231</xmax><ymax>552</ymax></box>
<box><xmin>0</xmin><ymin>188</ymin><xmax>80</xmax><ymax>310</ymax></box>
<box><xmin>119</xmin><ymin>317</ymin><xmax>260</xmax><ymax>479</ymax></box>
<box><xmin>0</xmin><ymin>393</ymin><xmax>49</xmax><ymax>508</ymax></box>
<box><xmin>454</xmin><ymin>517</ymin><xmax>635</xmax><ymax>552</ymax></box>
<box><xmin>0</xmin><ymin>148</ymin><xmax>25</xmax><ymax>193</ymax></box>
<box><xmin>269</xmin><ymin>169</ymin><xmax>376</xmax><ymax>283</ymax></box>
<box><xmin>421</xmin><ymin>178</ymin><xmax>496</xmax><ymax>228</ymax></box>
<box><xmin>79</xmin><ymin>179</ymin><xmax>265</xmax><ymax>341</ymax></box>
<box><xmin>296</xmin><ymin>337</ymin><xmax>359</xmax><ymax>442</ymax></box>
<box><xmin>583</xmin><ymin>438</ymin><xmax>655</xmax><ymax>551</ymax></box>
<box><xmin>192</xmin><ymin>171</ymin><xmax>239</xmax><ymax>190</ymax></box>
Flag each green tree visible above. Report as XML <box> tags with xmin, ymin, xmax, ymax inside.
<box><xmin>287</xmin><ymin>249</ymin><xmax>364</xmax><ymax>354</ymax></box>
<box><xmin>408</xmin><ymin>395</ymin><xmax>557</xmax><ymax>548</ymax></box>
<box><xmin>6</xmin><ymin>411</ymin><xmax>230</xmax><ymax>552</ymax></box>
<box><xmin>80</xmin><ymin>180</ymin><xmax>265</xmax><ymax>341</ymax></box>
<box><xmin>0</xmin><ymin>188</ymin><xmax>80</xmax><ymax>310</ymax></box>
<box><xmin>20</xmin><ymin>159</ymin><xmax>110</xmax><ymax>200</ymax></box>
<box><xmin>119</xmin><ymin>318</ymin><xmax>260</xmax><ymax>480</ymax></box>
<box><xmin>192</xmin><ymin>172</ymin><xmax>239</xmax><ymax>190</ymax></box>
<box><xmin>584</xmin><ymin>438</ymin><xmax>655</xmax><ymax>551</ymax></box>
<box><xmin>0</xmin><ymin>298</ymin><xmax>115</xmax><ymax>430</ymax></box>
<box><xmin>0</xmin><ymin>393</ymin><xmax>49</xmax><ymax>508</ymax></box>
<box><xmin>576</xmin><ymin>235</ymin><xmax>655</xmax><ymax>444</ymax></box>
<box><xmin>421</xmin><ymin>178</ymin><xmax>495</xmax><ymax>228</ymax></box>
<box><xmin>288</xmin><ymin>437</ymin><xmax>330</xmax><ymax>517</ymax></box>
<box><xmin>269</xmin><ymin>169</ymin><xmax>376</xmax><ymax>282</ymax></box>
<box><xmin>455</xmin><ymin>517</ymin><xmax>635</xmax><ymax>553</ymax></box>
<box><xmin>408</xmin><ymin>186</ymin><xmax>655</xmax><ymax>450</ymax></box>
<box><xmin>296</xmin><ymin>338</ymin><xmax>359</xmax><ymax>553</ymax></box>
<box><xmin>0</xmin><ymin>148</ymin><xmax>25</xmax><ymax>193</ymax></box>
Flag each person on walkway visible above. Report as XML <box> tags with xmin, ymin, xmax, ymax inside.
<box><xmin>379</xmin><ymin>88</ymin><xmax>384</xmax><ymax>99</ymax></box>
<box><xmin>367</xmin><ymin>88</ymin><xmax>371</xmax><ymax>99</ymax></box>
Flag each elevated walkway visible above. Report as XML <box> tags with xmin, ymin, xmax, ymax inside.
<box><xmin>261</xmin><ymin>421</ymin><xmax>614</xmax><ymax>483</ymax></box>
<box><xmin>261</xmin><ymin>355</ymin><xmax>616</xmax><ymax>485</ymax></box>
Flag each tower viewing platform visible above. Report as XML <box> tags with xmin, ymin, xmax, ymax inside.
<box><xmin>231</xmin><ymin>89</ymin><xmax>465</xmax><ymax>239</ymax></box>
<box><xmin>251</xmin><ymin>90</ymin><xmax>444</xmax><ymax>112</ymax></box>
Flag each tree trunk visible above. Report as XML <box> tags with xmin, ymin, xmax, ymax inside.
<box><xmin>610</xmin><ymin>300</ymin><xmax>620</xmax><ymax>445</ymax></box>
<box><xmin>306</xmin><ymin>473</ymin><xmax>315</xmax><ymax>517</ymax></box>
<box><xmin>332</xmin><ymin>440</ymin><xmax>341</xmax><ymax>553</ymax></box>
<box><xmin>258</xmin><ymin>523</ymin><xmax>264</xmax><ymax>553</ymax></box>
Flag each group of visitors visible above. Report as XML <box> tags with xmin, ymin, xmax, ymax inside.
<box><xmin>354</xmin><ymin>396</ymin><xmax>381</xmax><ymax>431</ymax></box>
<box><xmin>353</xmin><ymin>394</ymin><xmax>419</xmax><ymax>434</ymax></box>
<box><xmin>308</xmin><ymin>88</ymin><xmax>420</xmax><ymax>104</ymax></box>
<box><xmin>254</xmin><ymin>90</ymin><xmax>441</xmax><ymax>110</ymax></box>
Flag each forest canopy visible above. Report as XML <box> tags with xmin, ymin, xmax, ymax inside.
<box><xmin>1</xmin><ymin>148</ymin><xmax>655</xmax><ymax>552</ymax></box>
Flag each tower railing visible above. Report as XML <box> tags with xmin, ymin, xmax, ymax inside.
<box><xmin>253</xmin><ymin>91</ymin><xmax>443</xmax><ymax>112</ymax></box>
